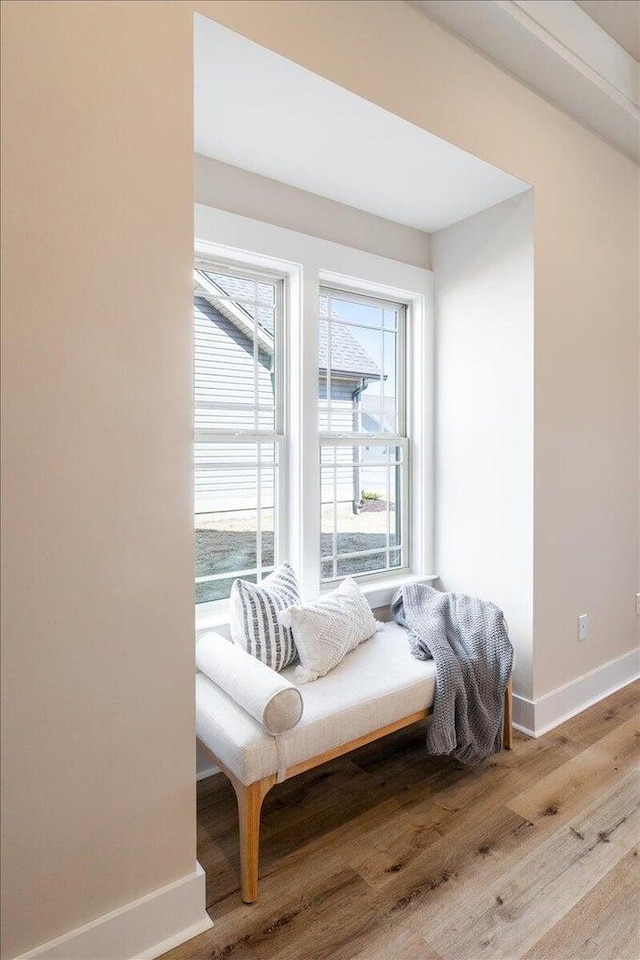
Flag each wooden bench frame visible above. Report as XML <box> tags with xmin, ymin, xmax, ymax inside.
<box><xmin>198</xmin><ymin>677</ymin><xmax>513</xmax><ymax>903</ymax></box>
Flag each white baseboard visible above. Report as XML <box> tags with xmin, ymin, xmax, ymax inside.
<box><xmin>196</xmin><ymin>763</ymin><xmax>221</xmax><ymax>781</ymax></box>
<box><xmin>11</xmin><ymin>862</ymin><xmax>213</xmax><ymax>960</ymax></box>
<box><xmin>196</xmin><ymin>739</ymin><xmax>221</xmax><ymax>782</ymax></box>
<box><xmin>512</xmin><ymin>694</ymin><xmax>536</xmax><ymax>737</ymax></box>
<box><xmin>513</xmin><ymin>647</ymin><xmax>640</xmax><ymax>739</ymax></box>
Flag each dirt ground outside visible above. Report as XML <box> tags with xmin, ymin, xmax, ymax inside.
<box><xmin>196</xmin><ymin>501</ymin><xmax>398</xmax><ymax>603</ymax></box>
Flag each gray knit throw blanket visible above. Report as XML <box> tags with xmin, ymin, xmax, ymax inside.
<box><xmin>391</xmin><ymin>584</ymin><xmax>513</xmax><ymax>765</ymax></box>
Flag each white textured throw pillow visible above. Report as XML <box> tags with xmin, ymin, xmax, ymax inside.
<box><xmin>278</xmin><ymin>578</ymin><xmax>382</xmax><ymax>683</ymax></box>
<box><xmin>230</xmin><ymin>562</ymin><xmax>300</xmax><ymax>671</ymax></box>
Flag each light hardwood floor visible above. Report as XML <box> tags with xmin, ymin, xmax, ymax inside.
<box><xmin>163</xmin><ymin>681</ymin><xmax>640</xmax><ymax>960</ymax></box>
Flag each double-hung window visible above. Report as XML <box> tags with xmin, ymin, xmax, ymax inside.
<box><xmin>193</xmin><ymin>222</ymin><xmax>431</xmax><ymax>616</ymax></box>
<box><xmin>193</xmin><ymin>262</ymin><xmax>285</xmax><ymax>604</ymax></box>
<box><xmin>319</xmin><ymin>287</ymin><xmax>408</xmax><ymax>583</ymax></box>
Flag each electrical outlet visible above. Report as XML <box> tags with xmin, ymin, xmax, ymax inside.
<box><xmin>636</xmin><ymin>593</ymin><xmax>640</xmax><ymax>616</ymax></box>
<box><xmin>578</xmin><ymin>614</ymin><xmax>588</xmax><ymax>641</ymax></box>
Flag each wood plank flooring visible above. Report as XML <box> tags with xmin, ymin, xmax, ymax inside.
<box><xmin>163</xmin><ymin>681</ymin><xmax>640</xmax><ymax>960</ymax></box>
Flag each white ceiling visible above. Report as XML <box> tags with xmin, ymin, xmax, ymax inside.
<box><xmin>194</xmin><ymin>15</ymin><xmax>529</xmax><ymax>234</ymax></box>
<box><xmin>575</xmin><ymin>0</ymin><xmax>640</xmax><ymax>61</ymax></box>
<box><xmin>409</xmin><ymin>0</ymin><xmax>640</xmax><ymax>163</ymax></box>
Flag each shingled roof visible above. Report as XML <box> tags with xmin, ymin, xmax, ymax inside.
<box><xmin>194</xmin><ymin>271</ymin><xmax>381</xmax><ymax>382</ymax></box>
<box><xmin>318</xmin><ymin>318</ymin><xmax>381</xmax><ymax>380</ymax></box>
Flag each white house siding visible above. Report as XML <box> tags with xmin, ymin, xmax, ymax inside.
<box><xmin>319</xmin><ymin>378</ymin><xmax>397</xmax><ymax>507</ymax></box>
<box><xmin>195</xmin><ymin>302</ymin><xmax>385</xmax><ymax>517</ymax></box>
<box><xmin>195</xmin><ymin>298</ymin><xmax>275</xmax><ymax>514</ymax></box>
<box><xmin>320</xmin><ymin>377</ymin><xmax>361</xmax><ymax>505</ymax></box>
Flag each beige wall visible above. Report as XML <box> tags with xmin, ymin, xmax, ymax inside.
<box><xmin>196</xmin><ymin>154</ymin><xmax>431</xmax><ymax>267</ymax></box>
<box><xmin>1</xmin><ymin>1</ymin><xmax>638</xmax><ymax>956</ymax></box>
<box><xmin>0</xmin><ymin>2</ymin><xmax>195</xmax><ymax>957</ymax></box>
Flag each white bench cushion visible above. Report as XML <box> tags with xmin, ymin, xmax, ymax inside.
<box><xmin>196</xmin><ymin>621</ymin><xmax>437</xmax><ymax>786</ymax></box>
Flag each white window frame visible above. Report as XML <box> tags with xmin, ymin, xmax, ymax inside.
<box><xmin>193</xmin><ymin>258</ymin><xmax>288</xmax><ymax>609</ymax></box>
<box><xmin>319</xmin><ymin>283</ymin><xmax>410</xmax><ymax>584</ymax></box>
<box><xmin>194</xmin><ymin>206</ymin><xmax>434</xmax><ymax>631</ymax></box>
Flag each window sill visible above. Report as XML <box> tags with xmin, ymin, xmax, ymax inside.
<box><xmin>195</xmin><ymin>606</ymin><xmax>233</xmax><ymax>638</ymax></box>
<box><xmin>357</xmin><ymin>572</ymin><xmax>438</xmax><ymax>611</ymax></box>
<box><xmin>195</xmin><ymin>572</ymin><xmax>438</xmax><ymax>637</ymax></box>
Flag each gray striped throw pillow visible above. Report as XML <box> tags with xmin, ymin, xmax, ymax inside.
<box><xmin>229</xmin><ymin>563</ymin><xmax>300</xmax><ymax>671</ymax></box>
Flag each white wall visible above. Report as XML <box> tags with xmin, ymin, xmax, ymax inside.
<box><xmin>195</xmin><ymin>154</ymin><xmax>432</xmax><ymax>268</ymax></box>
<box><xmin>432</xmin><ymin>193</ymin><xmax>535</xmax><ymax>698</ymax></box>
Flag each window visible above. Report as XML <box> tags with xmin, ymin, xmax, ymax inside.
<box><xmin>194</xmin><ymin>219</ymin><xmax>432</xmax><ymax>615</ymax></box>
<box><xmin>319</xmin><ymin>287</ymin><xmax>408</xmax><ymax>582</ymax></box>
<box><xmin>193</xmin><ymin>262</ymin><xmax>285</xmax><ymax>603</ymax></box>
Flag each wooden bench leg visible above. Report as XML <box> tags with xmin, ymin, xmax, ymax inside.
<box><xmin>503</xmin><ymin>676</ymin><xmax>513</xmax><ymax>750</ymax></box>
<box><xmin>230</xmin><ymin>775</ymin><xmax>275</xmax><ymax>903</ymax></box>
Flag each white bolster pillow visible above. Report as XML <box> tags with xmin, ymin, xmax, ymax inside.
<box><xmin>196</xmin><ymin>631</ymin><xmax>303</xmax><ymax>735</ymax></box>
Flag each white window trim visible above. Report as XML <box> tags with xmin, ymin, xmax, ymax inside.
<box><xmin>318</xmin><ymin>282</ymin><xmax>409</xmax><ymax>584</ymax></box>
<box><xmin>194</xmin><ymin>205</ymin><xmax>435</xmax><ymax>631</ymax></box>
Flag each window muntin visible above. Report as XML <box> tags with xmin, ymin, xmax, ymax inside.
<box><xmin>320</xmin><ymin>442</ymin><xmax>406</xmax><ymax>581</ymax></box>
<box><xmin>319</xmin><ymin>288</ymin><xmax>403</xmax><ymax>437</ymax></box>
<box><xmin>194</xmin><ymin>263</ymin><xmax>284</xmax><ymax>604</ymax></box>
<box><xmin>195</xmin><ymin>267</ymin><xmax>278</xmax><ymax>432</ymax></box>
<box><xmin>319</xmin><ymin>287</ymin><xmax>408</xmax><ymax>584</ymax></box>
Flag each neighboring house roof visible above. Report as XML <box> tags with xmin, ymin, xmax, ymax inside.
<box><xmin>194</xmin><ymin>270</ymin><xmax>381</xmax><ymax>382</ymax></box>
<box><xmin>194</xmin><ymin>273</ymin><xmax>273</xmax><ymax>354</ymax></box>
<box><xmin>317</xmin><ymin>319</ymin><xmax>381</xmax><ymax>381</ymax></box>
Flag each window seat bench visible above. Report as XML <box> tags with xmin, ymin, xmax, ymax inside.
<box><xmin>196</xmin><ymin>621</ymin><xmax>513</xmax><ymax>903</ymax></box>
